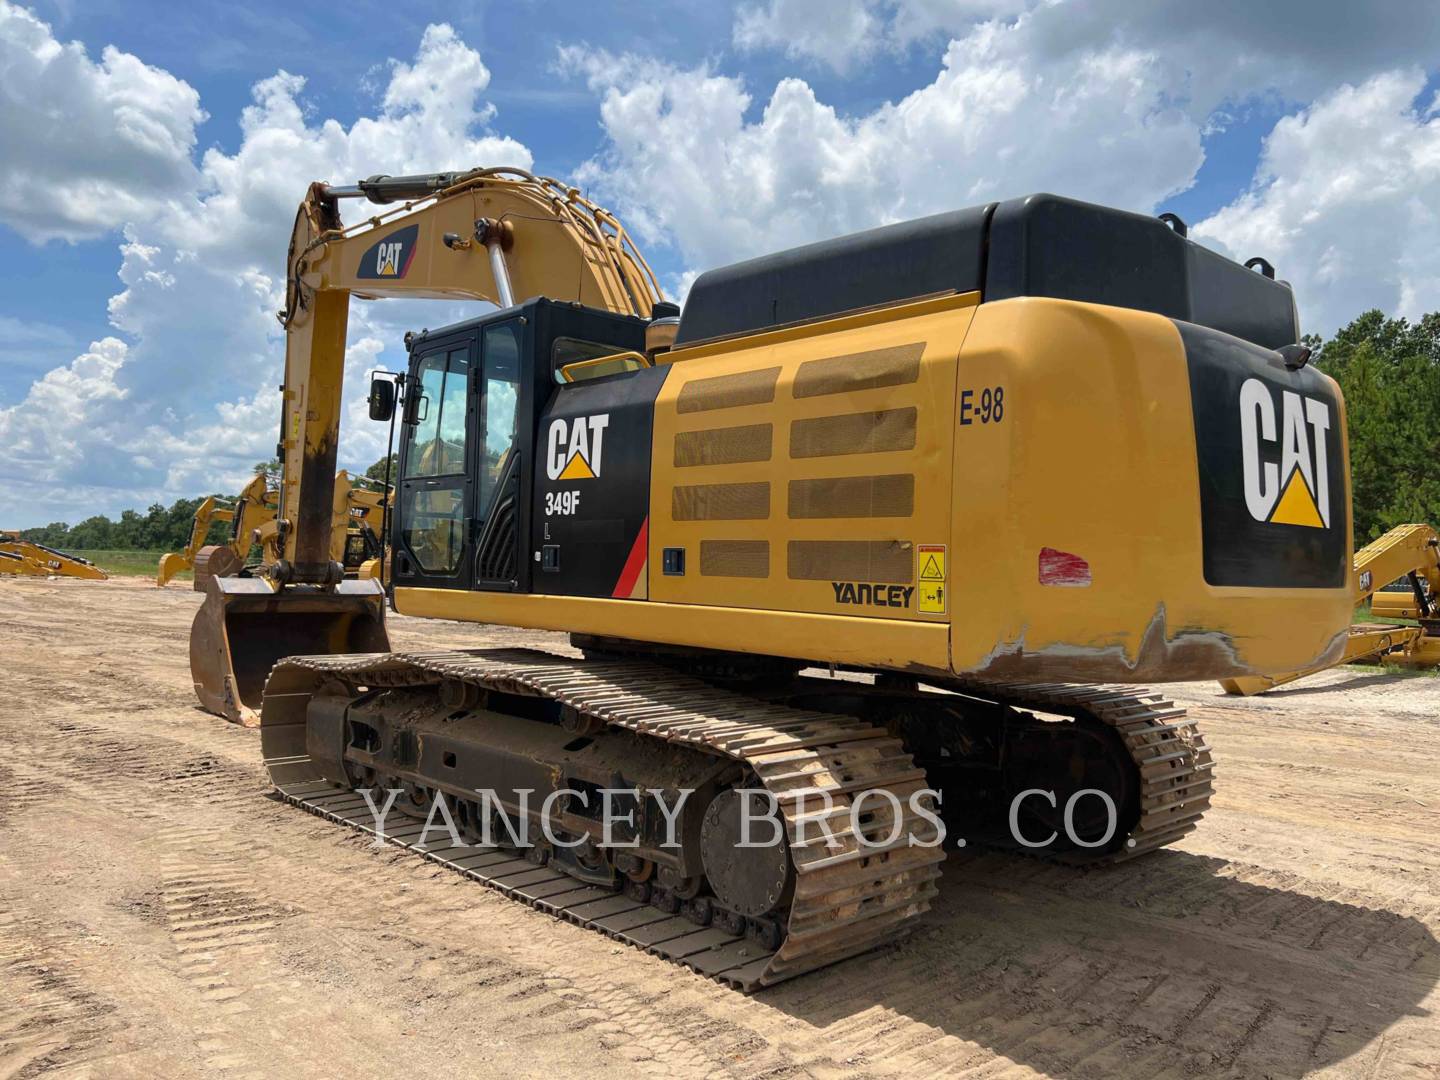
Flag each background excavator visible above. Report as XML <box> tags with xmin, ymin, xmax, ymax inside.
<box><xmin>1220</xmin><ymin>522</ymin><xmax>1440</xmax><ymax>693</ymax></box>
<box><xmin>190</xmin><ymin>166</ymin><xmax>1354</xmax><ymax>989</ymax></box>
<box><xmin>157</xmin><ymin>474</ymin><xmax>275</xmax><ymax>588</ymax></box>
<box><xmin>1373</xmin><ymin>572</ymin><xmax>1434</xmax><ymax>620</ymax></box>
<box><xmin>1</xmin><ymin>532</ymin><xmax>108</xmax><ymax>580</ymax></box>
<box><xmin>159</xmin><ymin>471</ymin><xmax>389</xmax><ymax>588</ymax></box>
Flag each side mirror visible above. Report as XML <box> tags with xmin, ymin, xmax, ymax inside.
<box><xmin>368</xmin><ymin>376</ymin><xmax>396</xmax><ymax>421</ymax></box>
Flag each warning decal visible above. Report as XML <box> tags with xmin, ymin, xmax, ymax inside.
<box><xmin>917</xmin><ymin>544</ymin><xmax>946</xmax><ymax>614</ymax></box>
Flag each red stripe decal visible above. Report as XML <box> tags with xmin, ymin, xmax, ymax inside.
<box><xmin>612</xmin><ymin>517</ymin><xmax>649</xmax><ymax>598</ymax></box>
<box><xmin>399</xmin><ymin>241</ymin><xmax>418</xmax><ymax>278</ymax></box>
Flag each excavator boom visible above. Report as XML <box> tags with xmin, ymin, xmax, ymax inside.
<box><xmin>192</xmin><ymin>167</ymin><xmax>663</xmax><ymax>723</ymax></box>
<box><xmin>157</xmin><ymin>496</ymin><xmax>233</xmax><ymax>587</ymax></box>
<box><xmin>275</xmin><ymin>167</ymin><xmax>659</xmax><ymax>583</ymax></box>
<box><xmin>0</xmin><ymin>537</ymin><xmax>108</xmax><ymax>581</ymax></box>
<box><xmin>156</xmin><ymin>475</ymin><xmax>277</xmax><ymax>588</ymax></box>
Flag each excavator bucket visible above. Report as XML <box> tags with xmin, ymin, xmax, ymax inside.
<box><xmin>190</xmin><ymin>575</ymin><xmax>389</xmax><ymax>726</ymax></box>
<box><xmin>156</xmin><ymin>552</ymin><xmax>188</xmax><ymax>588</ymax></box>
<box><xmin>192</xmin><ymin>544</ymin><xmax>243</xmax><ymax>593</ymax></box>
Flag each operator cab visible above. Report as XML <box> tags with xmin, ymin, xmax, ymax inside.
<box><xmin>372</xmin><ymin>298</ymin><xmax>651</xmax><ymax>600</ymax></box>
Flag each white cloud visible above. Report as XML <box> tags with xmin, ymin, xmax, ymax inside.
<box><xmin>734</xmin><ymin>0</ymin><xmax>1029</xmax><ymax>69</ymax></box>
<box><xmin>0</xmin><ymin>0</ymin><xmax>204</xmax><ymax>243</ymax></box>
<box><xmin>732</xmin><ymin>0</ymin><xmax>1440</xmax><ymax>121</ymax></box>
<box><xmin>1016</xmin><ymin>0</ymin><xmax>1440</xmax><ymax>119</ymax></box>
<box><xmin>1</xmin><ymin>337</ymin><xmax>134</xmax><ymax>490</ymax></box>
<box><xmin>733</xmin><ymin>0</ymin><xmax>883</xmax><ymax>73</ymax></box>
<box><xmin>0</xmin><ymin>314</ymin><xmax>71</xmax><ymax>345</ymax></box>
<box><xmin>0</xmin><ymin>19</ymin><xmax>531</xmax><ymax>525</ymax></box>
<box><xmin>1197</xmin><ymin>71</ymin><xmax>1440</xmax><ymax>337</ymax></box>
<box><xmin>575</xmin><ymin>6</ymin><xmax>1440</xmax><ymax>338</ymax></box>
<box><xmin>564</xmin><ymin>22</ymin><xmax>1203</xmax><ymax>272</ymax></box>
<box><xmin>885</xmin><ymin>0</ymin><xmax>1031</xmax><ymax>45</ymax></box>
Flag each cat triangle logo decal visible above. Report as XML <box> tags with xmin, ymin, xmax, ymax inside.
<box><xmin>1268</xmin><ymin>468</ymin><xmax>1325</xmax><ymax>529</ymax></box>
<box><xmin>546</xmin><ymin>414</ymin><xmax>610</xmax><ymax>482</ymax></box>
<box><xmin>557</xmin><ymin>451</ymin><xmax>596</xmax><ymax>481</ymax></box>
<box><xmin>1239</xmin><ymin>377</ymin><xmax>1332</xmax><ymax>530</ymax></box>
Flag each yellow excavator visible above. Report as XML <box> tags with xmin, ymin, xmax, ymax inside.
<box><xmin>159</xmin><ymin>471</ymin><xmax>389</xmax><ymax>588</ymax></box>
<box><xmin>335</xmin><ymin>474</ymin><xmax>389</xmax><ymax>574</ymax></box>
<box><xmin>190</xmin><ymin>167</ymin><xmax>1354</xmax><ymax>988</ymax></box>
<box><xmin>1372</xmin><ymin>553</ymin><xmax>1435</xmax><ymax>620</ymax></box>
<box><xmin>0</xmin><ymin>533</ymin><xmax>108</xmax><ymax>580</ymax></box>
<box><xmin>1220</xmin><ymin>522</ymin><xmax>1440</xmax><ymax>693</ymax></box>
<box><xmin>157</xmin><ymin>474</ymin><xmax>277</xmax><ymax>588</ymax></box>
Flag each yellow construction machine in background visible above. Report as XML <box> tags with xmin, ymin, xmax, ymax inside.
<box><xmin>1220</xmin><ymin>522</ymin><xmax>1440</xmax><ymax>694</ymax></box>
<box><xmin>158</xmin><ymin>471</ymin><xmax>389</xmax><ymax>588</ymax></box>
<box><xmin>0</xmin><ymin>532</ymin><xmax>109</xmax><ymax>580</ymax></box>
<box><xmin>336</xmin><ymin>473</ymin><xmax>389</xmax><ymax>579</ymax></box>
<box><xmin>1372</xmin><ymin>572</ymin><xmax>1432</xmax><ymax>620</ymax></box>
<box><xmin>157</xmin><ymin>474</ymin><xmax>277</xmax><ymax>588</ymax></box>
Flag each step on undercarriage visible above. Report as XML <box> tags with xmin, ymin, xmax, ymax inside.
<box><xmin>260</xmin><ymin>647</ymin><xmax>1212</xmax><ymax>990</ymax></box>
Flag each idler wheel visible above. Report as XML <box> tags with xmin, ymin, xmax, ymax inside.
<box><xmin>1003</xmin><ymin>718</ymin><xmax>1139</xmax><ymax>853</ymax></box>
<box><xmin>700</xmin><ymin>789</ymin><xmax>794</xmax><ymax>918</ymax></box>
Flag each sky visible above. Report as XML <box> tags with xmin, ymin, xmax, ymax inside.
<box><xmin>2</xmin><ymin>0</ymin><xmax>1439</xmax><ymax>528</ymax></box>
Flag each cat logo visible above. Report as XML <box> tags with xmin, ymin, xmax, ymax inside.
<box><xmin>356</xmin><ymin>224</ymin><xmax>418</xmax><ymax>280</ymax></box>
<box><xmin>1239</xmin><ymin>377</ymin><xmax>1331</xmax><ymax>529</ymax></box>
<box><xmin>376</xmin><ymin>242</ymin><xmax>403</xmax><ymax>275</ymax></box>
<box><xmin>546</xmin><ymin>414</ymin><xmax>610</xmax><ymax>480</ymax></box>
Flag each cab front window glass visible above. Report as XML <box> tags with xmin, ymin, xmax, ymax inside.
<box><xmin>403</xmin><ymin>348</ymin><xmax>468</xmax><ymax>478</ymax></box>
<box><xmin>400</xmin><ymin>347</ymin><xmax>469</xmax><ymax>573</ymax></box>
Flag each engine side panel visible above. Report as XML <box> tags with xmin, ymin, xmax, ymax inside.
<box><xmin>646</xmin><ymin>292</ymin><xmax>976</xmax><ymax>623</ymax></box>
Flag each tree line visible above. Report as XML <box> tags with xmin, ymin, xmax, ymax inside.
<box><xmin>17</xmin><ymin>309</ymin><xmax>1438</xmax><ymax>553</ymax></box>
<box><xmin>19</xmin><ymin>455</ymin><xmax>397</xmax><ymax>553</ymax></box>
<box><xmin>1308</xmin><ymin>311</ymin><xmax>1440</xmax><ymax>544</ymax></box>
<box><xmin>20</xmin><ymin>496</ymin><xmax>234</xmax><ymax>553</ymax></box>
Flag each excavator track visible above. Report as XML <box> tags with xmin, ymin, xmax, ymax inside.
<box><xmin>948</xmin><ymin>679</ymin><xmax>1215</xmax><ymax>863</ymax></box>
<box><xmin>261</xmin><ymin>648</ymin><xmax>946</xmax><ymax>991</ymax></box>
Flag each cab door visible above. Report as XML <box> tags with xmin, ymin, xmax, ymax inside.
<box><xmin>394</xmin><ymin>339</ymin><xmax>474</xmax><ymax>589</ymax></box>
<box><xmin>472</xmin><ymin>318</ymin><xmax>524</xmax><ymax>590</ymax></box>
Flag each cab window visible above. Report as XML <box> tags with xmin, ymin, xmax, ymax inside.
<box><xmin>403</xmin><ymin>348</ymin><xmax>468</xmax><ymax>478</ymax></box>
<box><xmin>400</xmin><ymin>346</ymin><xmax>468</xmax><ymax>574</ymax></box>
<box><xmin>551</xmin><ymin>337</ymin><xmax>620</xmax><ymax>383</ymax></box>
<box><xmin>480</xmin><ymin>322</ymin><xmax>522</xmax><ymax>513</ymax></box>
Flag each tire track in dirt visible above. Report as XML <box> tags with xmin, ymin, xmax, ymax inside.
<box><xmin>0</xmin><ymin>702</ymin><xmax>767</xmax><ymax>1078</ymax></box>
<box><xmin>156</xmin><ymin>827</ymin><xmax>298</xmax><ymax>1077</ymax></box>
<box><xmin>0</xmin><ymin>910</ymin><xmax>124</xmax><ymax>1079</ymax></box>
<box><xmin>2</xmin><ymin>737</ymin><xmax>1428</xmax><ymax>1080</ymax></box>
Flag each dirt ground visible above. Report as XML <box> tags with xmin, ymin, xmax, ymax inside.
<box><xmin>1</xmin><ymin>575</ymin><xmax>1437</xmax><ymax>1079</ymax></box>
